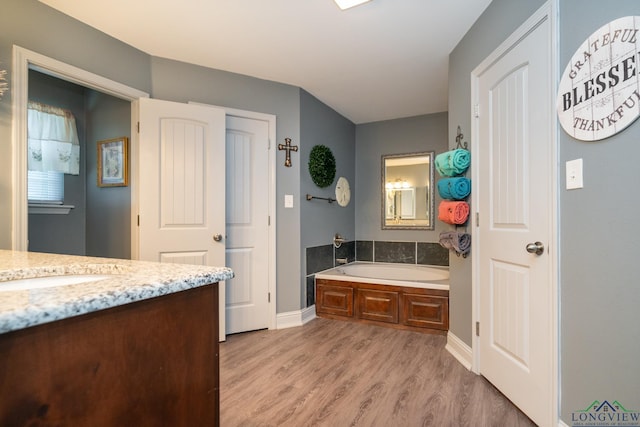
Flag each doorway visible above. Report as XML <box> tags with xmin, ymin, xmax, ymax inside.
<box><xmin>11</xmin><ymin>45</ymin><xmax>148</xmax><ymax>253</ymax></box>
<box><xmin>27</xmin><ymin>69</ymin><xmax>132</xmax><ymax>258</ymax></box>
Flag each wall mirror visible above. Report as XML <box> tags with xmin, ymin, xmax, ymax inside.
<box><xmin>382</xmin><ymin>151</ymin><xmax>434</xmax><ymax>230</ymax></box>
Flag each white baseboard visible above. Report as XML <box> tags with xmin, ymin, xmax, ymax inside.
<box><xmin>301</xmin><ymin>304</ymin><xmax>316</xmax><ymax>324</ymax></box>
<box><xmin>445</xmin><ymin>331</ymin><xmax>473</xmax><ymax>370</ymax></box>
<box><xmin>276</xmin><ymin>305</ymin><xmax>316</xmax><ymax>329</ymax></box>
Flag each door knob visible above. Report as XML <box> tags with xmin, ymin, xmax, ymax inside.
<box><xmin>213</xmin><ymin>234</ymin><xmax>223</xmax><ymax>242</ymax></box>
<box><xmin>525</xmin><ymin>241</ymin><xmax>544</xmax><ymax>255</ymax></box>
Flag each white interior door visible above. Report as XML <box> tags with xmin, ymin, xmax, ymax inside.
<box><xmin>225</xmin><ymin>116</ymin><xmax>270</xmax><ymax>334</ymax></box>
<box><xmin>137</xmin><ymin>97</ymin><xmax>226</xmax><ymax>332</ymax></box>
<box><xmin>474</xmin><ymin>10</ymin><xmax>554</xmax><ymax>427</ymax></box>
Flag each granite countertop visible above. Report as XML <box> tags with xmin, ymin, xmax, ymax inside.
<box><xmin>0</xmin><ymin>250</ymin><xmax>234</xmax><ymax>335</ymax></box>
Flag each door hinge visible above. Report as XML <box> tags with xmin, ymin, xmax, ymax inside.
<box><xmin>137</xmin><ymin>122</ymin><xmax>140</xmax><ymax>133</ymax></box>
<box><xmin>268</xmin><ymin>215</ymin><xmax>271</xmax><ymax>226</ymax></box>
<box><xmin>476</xmin><ymin>212</ymin><xmax>479</xmax><ymax>227</ymax></box>
<box><xmin>268</xmin><ymin>139</ymin><xmax>271</xmax><ymax>150</ymax></box>
<box><xmin>476</xmin><ymin>321</ymin><xmax>480</xmax><ymax>336</ymax></box>
<box><xmin>137</xmin><ymin>215</ymin><xmax>140</xmax><ymax>226</ymax></box>
<box><xmin>474</xmin><ymin>104</ymin><xmax>480</xmax><ymax>118</ymax></box>
<box><xmin>268</xmin><ymin>292</ymin><xmax>271</xmax><ymax>303</ymax></box>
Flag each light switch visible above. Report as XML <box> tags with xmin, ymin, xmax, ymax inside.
<box><xmin>284</xmin><ymin>194</ymin><xmax>294</xmax><ymax>208</ymax></box>
<box><xmin>566</xmin><ymin>158</ymin><xmax>583</xmax><ymax>190</ymax></box>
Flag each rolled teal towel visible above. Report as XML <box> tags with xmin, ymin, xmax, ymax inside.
<box><xmin>435</xmin><ymin>149</ymin><xmax>471</xmax><ymax>177</ymax></box>
<box><xmin>437</xmin><ymin>177</ymin><xmax>471</xmax><ymax>200</ymax></box>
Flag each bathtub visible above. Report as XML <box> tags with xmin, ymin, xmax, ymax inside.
<box><xmin>315</xmin><ymin>262</ymin><xmax>450</xmax><ymax>333</ymax></box>
<box><xmin>315</xmin><ymin>262</ymin><xmax>449</xmax><ymax>290</ymax></box>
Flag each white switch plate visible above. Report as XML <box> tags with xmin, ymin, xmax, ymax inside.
<box><xmin>284</xmin><ymin>194</ymin><xmax>294</xmax><ymax>208</ymax></box>
<box><xmin>566</xmin><ymin>158</ymin><xmax>583</xmax><ymax>190</ymax></box>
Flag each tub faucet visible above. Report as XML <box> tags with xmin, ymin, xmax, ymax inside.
<box><xmin>333</xmin><ymin>233</ymin><xmax>347</xmax><ymax>248</ymax></box>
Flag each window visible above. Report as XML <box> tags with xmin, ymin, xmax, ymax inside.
<box><xmin>27</xmin><ymin>101</ymin><xmax>79</xmax><ymax>212</ymax></box>
<box><xmin>28</xmin><ymin>170</ymin><xmax>64</xmax><ymax>203</ymax></box>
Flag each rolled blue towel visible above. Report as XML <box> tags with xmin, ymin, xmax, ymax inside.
<box><xmin>435</xmin><ymin>149</ymin><xmax>471</xmax><ymax>177</ymax></box>
<box><xmin>437</xmin><ymin>177</ymin><xmax>471</xmax><ymax>200</ymax></box>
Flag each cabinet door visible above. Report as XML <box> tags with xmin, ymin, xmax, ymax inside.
<box><xmin>357</xmin><ymin>288</ymin><xmax>399</xmax><ymax>324</ymax></box>
<box><xmin>316</xmin><ymin>282</ymin><xmax>354</xmax><ymax>317</ymax></box>
<box><xmin>402</xmin><ymin>293</ymin><xmax>449</xmax><ymax>330</ymax></box>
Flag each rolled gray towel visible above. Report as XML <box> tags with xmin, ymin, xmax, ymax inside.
<box><xmin>453</xmin><ymin>233</ymin><xmax>471</xmax><ymax>255</ymax></box>
<box><xmin>439</xmin><ymin>231</ymin><xmax>457</xmax><ymax>250</ymax></box>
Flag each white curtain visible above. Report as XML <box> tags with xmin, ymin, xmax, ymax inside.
<box><xmin>27</xmin><ymin>101</ymin><xmax>80</xmax><ymax>175</ymax></box>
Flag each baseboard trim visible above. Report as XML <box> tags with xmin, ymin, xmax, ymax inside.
<box><xmin>301</xmin><ymin>305</ymin><xmax>316</xmax><ymax>324</ymax></box>
<box><xmin>445</xmin><ymin>331</ymin><xmax>473</xmax><ymax>370</ymax></box>
<box><xmin>276</xmin><ymin>305</ymin><xmax>316</xmax><ymax>329</ymax></box>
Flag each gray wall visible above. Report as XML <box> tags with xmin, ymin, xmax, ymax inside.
<box><xmin>85</xmin><ymin>90</ymin><xmax>132</xmax><ymax>259</ymax></box>
<box><xmin>300</xmin><ymin>89</ymin><xmax>356</xmax><ymax>307</ymax></box>
<box><xmin>448</xmin><ymin>0</ymin><xmax>545</xmax><ymax>346</ymax></box>
<box><xmin>0</xmin><ymin>0</ymin><xmax>151</xmax><ymax>249</ymax></box>
<box><xmin>355</xmin><ymin>112</ymin><xmax>448</xmax><ymax>242</ymax></box>
<box><xmin>149</xmin><ymin>56</ymin><xmax>303</xmax><ymax>313</ymax></box>
<box><xmin>558</xmin><ymin>0</ymin><xmax>640</xmax><ymax>420</ymax></box>
<box><xmin>27</xmin><ymin>71</ymin><xmax>87</xmax><ymax>255</ymax></box>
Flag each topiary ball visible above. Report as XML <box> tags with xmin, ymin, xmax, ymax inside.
<box><xmin>308</xmin><ymin>145</ymin><xmax>336</xmax><ymax>188</ymax></box>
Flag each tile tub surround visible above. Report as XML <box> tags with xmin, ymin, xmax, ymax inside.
<box><xmin>417</xmin><ymin>242</ymin><xmax>449</xmax><ymax>266</ymax></box>
<box><xmin>374</xmin><ymin>241</ymin><xmax>417</xmax><ymax>264</ymax></box>
<box><xmin>356</xmin><ymin>240</ymin><xmax>373</xmax><ymax>262</ymax></box>
<box><xmin>306</xmin><ymin>244</ymin><xmax>334</xmax><ymax>275</ymax></box>
<box><xmin>0</xmin><ymin>250</ymin><xmax>233</xmax><ymax>334</ymax></box>
<box><xmin>355</xmin><ymin>241</ymin><xmax>449</xmax><ymax>266</ymax></box>
<box><xmin>306</xmin><ymin>241</ymin><xmax>449</xmax><ymax>276</ymax></box>
<box><xmin>306</xmin><ymin>276</ymin><xmax>315</xmax><ymax>306</ymax></box>
<box><xmin>335</xmin><ymin>240</ymin><xmax>356</xmax><ymax>265</ymax></box>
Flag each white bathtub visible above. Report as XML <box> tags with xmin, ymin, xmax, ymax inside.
<box><xmin>315</xmin><ymin>262</ymin><xmax>449</xmax><ymax>290</ymax></box>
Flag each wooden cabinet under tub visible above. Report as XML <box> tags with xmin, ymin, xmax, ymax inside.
<box><xmin>316</xmin><ymin>279</ymin><xmax>449</xmax><ymax>334</ymax></box>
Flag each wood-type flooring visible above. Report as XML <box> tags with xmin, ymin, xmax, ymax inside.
<box><xmin>220</xmin><ymin>317</ymin><xmax>536</xmax><ymax>427</ymax></box>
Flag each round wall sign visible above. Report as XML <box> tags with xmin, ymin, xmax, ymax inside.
<box><xmin>557</xmin><ymin>16</ymin><xmax>640</xmax><ymax>141</ymax></box>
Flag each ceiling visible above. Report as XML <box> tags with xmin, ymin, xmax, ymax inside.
<box><xmin>39</xmin><ymin>0</ymin><xmax>491</xmax><ymax>124</ymax></box>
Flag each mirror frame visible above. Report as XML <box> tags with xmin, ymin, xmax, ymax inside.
<box><xmin>381</xmin><ymin>151</ymin><xmax>435</xmax><ymax>230</ymax></box>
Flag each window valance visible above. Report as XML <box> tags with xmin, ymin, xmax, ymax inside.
<box><xmin>27</xmin><ymin>101</ymin><xmax>80</xmax><ymax>175</ymax></box>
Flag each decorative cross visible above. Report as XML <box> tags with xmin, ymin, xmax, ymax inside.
<box><xmin>278</xmin><ymin>138</ymin><xmax>298</xmax><ymax>167</ymax></box>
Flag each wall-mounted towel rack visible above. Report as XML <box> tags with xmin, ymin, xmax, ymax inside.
<box><xmin>456</xmin><ymin>126</ymin><xmax>468</xmax><ymax>150</ymax></box>
<box><xmin>306</xmin><ymin>194</ymin><xmax>335</xmax><ymax>203</ymax></box>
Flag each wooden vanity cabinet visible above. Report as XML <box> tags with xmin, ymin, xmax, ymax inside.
<box><xmin>316</xmin><ymin>278</ymin><xmax>448</xmax><ymax>335</ymax></box>
<box><xmin>0</xmin><ymin>284</ymin><xmax>220</xmax><ymax>427</ymax></box>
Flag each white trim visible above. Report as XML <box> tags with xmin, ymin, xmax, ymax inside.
<box><xmin>190</xmin><ymin>102</ymin><xmax>278</xmax><ymax>334</ymax></box>
<box><xmin>445</xmin><ymin>331</ymin><xmax>473</xmax><ymax>370</ymax></box>
<box><xmin>11</xmin><ymin>45</ymin><xmax>149</xmax><ymax>251</ymax></box>
<box><xmin>550</xmin><ymin>3</ymin><xmax>560</xmax><ymax>426</ymax></box>
<box><xmin>301</xmin><ymin>304</ymin><xmax>317</xmax><ymax>324</ymax></box>
<box><xmin>470</xmin><ymin>2</ymin><xmax>558</xmax><ymax>426</ymax></box>
<box><xmin>558</xmin><ymin>420</ymin><xmax>569</xmax><ymax>427</ymax></box>
<box><xmin>276</xmin><ymin>305</ymin><xmax>316</xmax><ymax>329</ymax></box>
<box><xmin>28</xmin><ymin>204</ymin><xmax>75</xmax><ymax>215</ymax></box>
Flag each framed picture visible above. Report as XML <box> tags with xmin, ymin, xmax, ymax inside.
<box><xmin>97</xmin><ymin>137</ymin><xmax>129</xmax><ymax>187</ymax></box>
